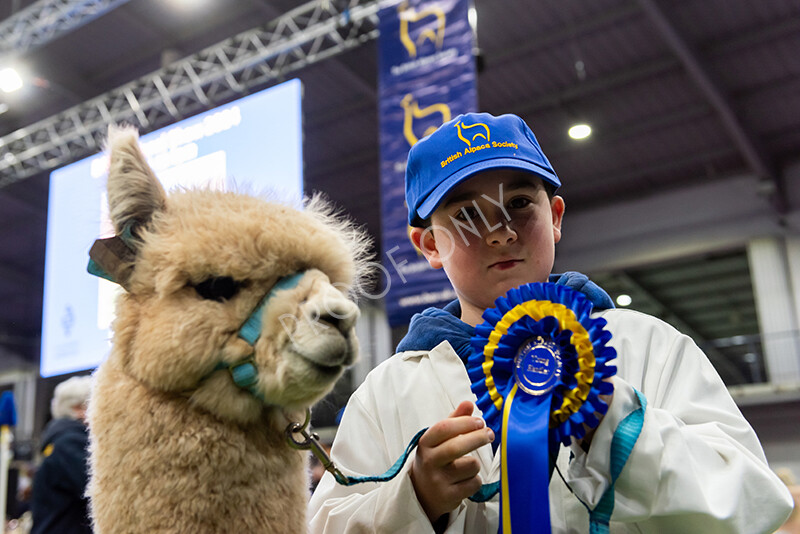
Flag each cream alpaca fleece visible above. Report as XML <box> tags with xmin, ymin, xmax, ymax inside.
<box><xmin>88</xmin><ymin>126</ymin><xmax>371</xmax><ymax>534</ymax></box>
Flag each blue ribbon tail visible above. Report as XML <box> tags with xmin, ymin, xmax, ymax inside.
<box><xmin>502</xmin><ymin>390</ymin><xmax>551</xmax><ymax>533</ymax></box>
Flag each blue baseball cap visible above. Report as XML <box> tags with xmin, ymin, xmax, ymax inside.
<box><xmin>405</xmin><ymin>112</ymin><xmax>561</xmax><ymax>226</ymax></box>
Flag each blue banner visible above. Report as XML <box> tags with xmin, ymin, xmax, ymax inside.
<box><xmin>378</xmin><ymin>0</ymin><xmax>478</xmax><ymax>327</ymax></box>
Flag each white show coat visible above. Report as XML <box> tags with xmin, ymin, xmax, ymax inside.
<box><xmin>308</xmin><ymin>308</ymin><xmax>793</xmax><ymax>533</ymax></box>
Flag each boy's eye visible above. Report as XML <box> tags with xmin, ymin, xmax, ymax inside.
<box><xmin>192</xmin><ymin>276</ymin><xmax>242</xmax><ymax>302</ymax></box>
<box><xmin>455</xmin><ymin>206</ymin><xmax>479</xmax><ymax>221</ymax></box>
<box><xmin>507</xmin><ymin>197</ymin><xmax>532</xmax><ymax>210</ymax></box>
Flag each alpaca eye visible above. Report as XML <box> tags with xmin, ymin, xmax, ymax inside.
<box><xmin>193</xmin><ymin>276</ymin><xmax>241</xmax><ymax>302</ymax></box>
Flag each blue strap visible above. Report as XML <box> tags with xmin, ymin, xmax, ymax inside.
<box><xmin>333</xmin><ymin>389</ymin><xmax>646</xmax><ymax>522</ymax></box>
<box><xmin>337</xmin><ymin>426</ymin><xmax>502</xmax><ymax>503</ymax></box>
<box><xmin>339</xmin><ymin>427</ymin><xmax>428</xmax><ymax>485</ymax></box>
<box><xmin>589</xmin><ymin>388</ymin><xmax>647</xmax><ymax>533</ymax></box>
<box><xmin>470</xmin><ymin>481</ymin><xmax>500</xmax><ymax>503</ymax></box>
<box><xmin>197</xmin><ymin>272</ymin><xmax>305</xmax><ymax>402</ymax></box>
<box><xmin>87</xmin><ymin>258</ymin><xmax>116</xmax><ymax>283</ymax></box>
<box><xmin>239</xmin><ymin>272</ymin><xmax>304</xmax><ymax>345</ymax></box>
<box><xmin>119</xmin><ymin>222</ymin><xmax>138</xmax><ymax>247</ymax></box>
<box><xmin>230</xmin><ymin>360</ymin><xmax>259</xmax><ymax>389</ymax></box>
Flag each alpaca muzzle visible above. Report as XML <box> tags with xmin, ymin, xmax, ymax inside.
<box><xmin>210</xmin><ymin>272</ymin><xmax>307</xmax><ymax>402</ymax></box>
<box><xmin>289</xmin><ymin>280</ymin><xmax>360</xmax><ymax>368</ymax></box>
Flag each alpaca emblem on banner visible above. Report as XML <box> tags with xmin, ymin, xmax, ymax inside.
<box><xmin>398</xmin><ymin>0</ymin><xmax>446</xmax><ymax>58</ymax></box>
<box><xmin>455</xmin><ymin>120</ymin><xmax>491</xmax><ymax>147</ymax></box>
<box><xmin>401</xmin><ymin>94</ymin><xmax>452</xmax><ymax>147</ymax></box>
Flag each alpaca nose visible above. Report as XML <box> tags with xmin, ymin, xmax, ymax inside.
<box><xmin>304</xmin><ymin>284</ymin><xmax>359</xmax><ymax>334</ymax></box>
<box><xmin>316</xmin><ymin>300</ymin><xmax>359</xmax><ymax>334</ymax></box>
<box><xmin>318</xmin><ymin>314</ymin><xmax>344</xmax><ymax>332</ymax></box>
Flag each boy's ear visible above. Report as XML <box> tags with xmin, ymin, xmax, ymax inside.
<box><xmin>551</xmin><ymin>195</ymin><xmax>565</xmax><ymax>244</ymax></box>
<box><xmin>409</xmin><ymin>226</ymin><xmax>443</xmax><ymax>269</ymax></box>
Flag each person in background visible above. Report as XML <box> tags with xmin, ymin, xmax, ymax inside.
<box><xmin>31</xmin><ymin>375</ymin><xmax>93</xmax><ymax>534</ymax></box>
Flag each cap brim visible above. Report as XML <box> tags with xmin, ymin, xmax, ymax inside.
<box><xmin>416</xmin><ymin>158</ymin><xmax>561</xmax><ymax>221</ymax></box>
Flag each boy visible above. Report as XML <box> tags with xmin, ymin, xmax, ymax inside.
<box><xmin>308</xmin><ymin>112</ymin><xmax>793</xmax><ymax>532</ymax></box>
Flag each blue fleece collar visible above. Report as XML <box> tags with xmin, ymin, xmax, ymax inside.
<box><xmin>395</xmin><ymin>272</ymin><xmax>613</xmax><ymax>360</ymax></box>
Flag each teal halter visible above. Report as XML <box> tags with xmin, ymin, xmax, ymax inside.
<box><xmin>86</xmin><ymin>232</ymin><xmax>304</xmax><ymax>402</ymax></box>
<box><xmin>212</xmin><ymin>272</ymin><xmax>305</xmax><ymax>400</ymax></box>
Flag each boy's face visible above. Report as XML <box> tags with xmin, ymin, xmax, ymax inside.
<box><xmin>410</xmin><ymin>169</ymin><xmax>565</xmax><ymax>327</ymax></box>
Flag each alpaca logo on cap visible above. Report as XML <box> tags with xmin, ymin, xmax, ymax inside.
<box><xmin>440</xmin><ymin>120</ymin><xmax>519</xmax><ymax>169</ymax></box>
<box><xmin>455</xmin><ymin>120</ymin><xmax>490</xmax><ymax>147</ymax></box>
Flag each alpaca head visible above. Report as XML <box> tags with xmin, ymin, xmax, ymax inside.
<box><xmin>93</xmin><ymin>125</ymin><xmax>370</xmax><ymax>424</ymax></box>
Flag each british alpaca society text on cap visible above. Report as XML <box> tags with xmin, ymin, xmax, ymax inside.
<box><xmin>405</xmin><ymin>112</ymin><xmax>561</xmax><ymax>226</ymax></box>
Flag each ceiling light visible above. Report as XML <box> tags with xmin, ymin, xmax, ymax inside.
<box><xmin>0</xmin><ymin>68</ymin><xmax>23</xmax><ymax>93</ymax></box>
<box><xmin>568</xmin><ymin>123</ymin><xmax>591</xmax><ymax>140</ymax></box>
<box><xmin>616</xmin><ymin>294</ymin><xmax>632</xmax><ymax>307</ymax></box>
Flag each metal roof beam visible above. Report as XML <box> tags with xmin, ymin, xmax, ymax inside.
<box><xmin>706</xmin><ymin>14</ymin><xmax>800</xmax><ymax>58</ymax></box>
<box><xmin>616</xmin><ymin>271</ymin><xmax>747</xmax><ymax>384</ymax></box>
<box><xmin>636</xmin><ymin>0</ymin><xmax>787</xmax><ymax>214</ymax></box>
<box><xmin>0</xmin><ymin>0</ymin><xmax>380</xmax><ymax>188</ymax></box>
<box><xmin>506</xmin><ymin>56</ymin><xmax>680</xmax><ymax>117</ymax></box>
<box><xmin>548</xmin><ymin>103</ymin><xmax>712</xmax><ymax>157</ymax></box>
<box><xmin>570</xmin><ymin>146</ymin><xmax>738</xmax><ymax>206</ymax></box>
<box><xmin>489</xmin><ymin>2</ymin><xmax>642</xmax><ymax>68</ymax></box>
<box><xmin>506</xmin><ymin>11</ymin><xmax>800</xmax><ymax>126</ymax></box>
<box><xmin>0</xmin><ymin>0</ymin><xmax>131</xmax><ymax>56</ymax></box>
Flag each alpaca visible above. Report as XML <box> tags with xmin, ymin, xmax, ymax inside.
<box><xmin>86</xmin><ymin>126</ymin><xmax>370</xmax><ymax>534</ymax></box>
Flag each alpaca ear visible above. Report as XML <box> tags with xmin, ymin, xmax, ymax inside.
<box><xmin>105</xmin><ymin>124</ymin><xmax>167</xmax><ymax>244</ymax></box>
<box><xmin>87</xmin><ymin>125</ymin><xmax>167</xmax><ymax>290</ymax></box>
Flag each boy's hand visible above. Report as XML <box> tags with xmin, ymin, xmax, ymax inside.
<box><xmin>410</xmin><ymin>400</ymin><xmax>495</xmax><ymax>524</ymax></box>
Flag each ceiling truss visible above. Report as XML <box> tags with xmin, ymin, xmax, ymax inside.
<box><xmin>0</xmin><ymin>0</ymin><xmax>783</xmax><ymax>206</ymax></box>
<box><xmin>0</xmin><ymin>0</ymin><xmax>131</xmax><ymax>56</ymax></box>
<box><xmin>0</xmin><ymin>0</ymin><xmax>380</xmax><ymax>188</ymax></box>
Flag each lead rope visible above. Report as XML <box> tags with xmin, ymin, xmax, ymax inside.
<box><xmin>284</xmin><ymin>408</ymin><xmax>428</xmax><ymax>487</ymax></box>
<box><xmin>286</xmin><ymin>388</ymin><xmax>647</xmax><ymax>525</ymax></box>
<box><xmin>283</xmin><ymin>410</ymin><xmax>501</xmax><ymax>500</ymax></box>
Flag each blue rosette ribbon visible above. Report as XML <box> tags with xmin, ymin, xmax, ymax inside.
<box><xmin>467</xmin><ymin>282</ymin><xmax>617</xmax><ymax>533</ymax></box>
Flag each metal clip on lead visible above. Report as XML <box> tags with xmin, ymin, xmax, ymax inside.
<box><xmin>285</xmin><ymin>408</ymin><xmax>351</xmax><ymax>485</ymax></box>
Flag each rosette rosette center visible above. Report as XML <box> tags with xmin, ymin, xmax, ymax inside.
<box><xmin>468</xmin><ymin>282</ymin><xmax>617</xmax><ymax>445</ymax></box>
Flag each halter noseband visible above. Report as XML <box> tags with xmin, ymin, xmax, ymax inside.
<box><xmin>87</xmin><ymin>232</ymin><xmax>304</xmax><ymax>402</ymax></box>
<box><xmin>212</xmin><ymin>272</ymin><xmax>305</xmax><ymax>400</ymax></box>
